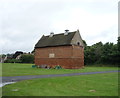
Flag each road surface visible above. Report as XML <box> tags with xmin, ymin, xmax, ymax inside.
<box><xmin>1</xmin><ymin>70</ymin><xmax>119</xmax><ymax>83</ymax></box>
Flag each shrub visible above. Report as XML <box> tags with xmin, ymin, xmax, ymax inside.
<box><xmin>20</xmin><ymin>54</ymin><xmax>34</xmax><ymax>63</ymax></box>
<box><xmin>4</xmin><ymin>59</ymin><xmax>21</xmax><ymax>63</ymax></box>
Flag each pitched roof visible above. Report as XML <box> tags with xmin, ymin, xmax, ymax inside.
<box><xmin>35</xmin><ymin>31</ymin><xmax>76</xmax><ymax>48</ymax></box>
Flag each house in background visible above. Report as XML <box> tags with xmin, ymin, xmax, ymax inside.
<box><xmin>0</xmin><ymin>54</ymin><xmax>13</xmax><ymax>63</ymax></box>
<box><xmin>12</xmin><ymin>51</ymin><xmax>23</xmax><ymax>59</ymax></box>
<box><xmin>34</xmin><ymin>30</ymin><xmax>84</xmax><ymax>69</ymax></box>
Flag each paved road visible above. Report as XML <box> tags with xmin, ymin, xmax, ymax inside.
<box><xmin>1</xmin><ymin>70</ymin><xmax>119</xmax><ymax>83</ymax></box>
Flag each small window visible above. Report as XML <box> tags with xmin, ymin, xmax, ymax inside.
<box><xmin>49</xmin><ymin>53</ymin><xmax>55</xmax><ymax>58</ymax></box>
<box><xmin>77</xmin><ymin>42</ymin><xmax>80</xmax><ymax>46</ymax></box>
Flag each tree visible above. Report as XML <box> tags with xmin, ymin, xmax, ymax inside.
<box><xmin>84</xmin><ymin>42</ymin><xmax>103</xmax><ymax>65</ymax></box>
<box><xmin>4</xmin><ymin>59</ymin><xmax>21</xmax><ymax>63</ymax></box>
<box><xmin>20</xmin><ymin>54</ymin><xmax>34</xmax><ymax>63</ymax></box>
<box><xmin>84</xmin><ymin>41</ymin><xmax>119</xmax><ymax>66</ymax></box>
<box><xmin>118</xmin><ymin>37</ymin><xmax>120</xmax><ymax>51</ymax></box>
<box><xmin>82</xmin><ymin>40</ymin><xmax>87</xmax><ymax>49</ymax></box>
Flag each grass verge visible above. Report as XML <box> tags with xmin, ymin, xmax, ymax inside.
<box><xmin>2</xmin><ymin>63</ymin><xmax>119</xmax><ymax>76</ymax></box>
<box><xmin>2</xmin><ymin>72</ymin><xmax>118</xmax><ymax>96</ymax></box>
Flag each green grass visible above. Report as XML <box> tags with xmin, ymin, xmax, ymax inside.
<box><xmin>0</xmin><ymin>63</ymin><xmax>2</xmax><ymax>77</ymax></box>
<box><xmin>0</xmin><ymin>63</ymin><xmax>2</xmax><ymax>98</ymax></box>
<box><xmin>2</xmin><ymin>63</ymin><xmax>119</xmax><ymax>76</ymax></box>
<box><xmin>2</xmin><ymin>72</ymin><xmax>118</xmax><ymax>96</ymax></box>
<box><xmin>2</xmin><ymin>63</ymin><xmax>119</xmax><ymax>96</ymax></box>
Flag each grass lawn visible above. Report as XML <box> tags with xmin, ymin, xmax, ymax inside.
<box><xmin>0</xmin><ymin>63</ymin><xmax>2</xmax><ymax>77</ymax></box>
<box><xmin>1</xmin><ymin>63</ymin><xmax>119</xmax><ymax>96</ymax></box>
<box><xmin>1</xmin><ymin>63</ymin><xmax>119</xmax><ymax>76</ymax></box>
<box><xmin>2</xmin><ymin>72</ymin><xmax>118</xmax><ymax>96</ymax></box>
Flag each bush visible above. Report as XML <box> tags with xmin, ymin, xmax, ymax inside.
<box><xmin>20</xmin><ymin>54</ymin><xmax>34</xmax><ymax>63</ymax></box>
<box><xmin>4</xmin><ymin>59</ymin><xmax>21</xmax><ymax>63</ymax></box>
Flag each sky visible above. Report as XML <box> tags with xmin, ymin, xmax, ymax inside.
<box><xmin>0</xmin><ymin>0</ymin><xmax>118</xmax><ymax>54</ymax></box>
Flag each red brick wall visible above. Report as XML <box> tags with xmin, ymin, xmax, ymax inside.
<box><xmin>35</xmin><ymin>45</ymin><xmax>84</xmax><ymax>69</ymax></box>
<box><xmin>72</xmin><ymin>45</ymin><xmax>84</xmax><ymax>58</ymax></box>
<box><xmin>35</xmin><ymin>46</ymin><xmax>73</xmax><ymax>58</ymax></box>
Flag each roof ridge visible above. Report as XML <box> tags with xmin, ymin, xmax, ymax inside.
<box><xmin>35</xmin><ymin>31</ymin><xmax>77</xmax><ymax>48</ymax></box>
<box><xmin>45</xmin><ymin>31</ymin><xmax>76</xmax><ymax>37</ymax></box>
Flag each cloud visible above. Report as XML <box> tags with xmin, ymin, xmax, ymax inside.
<box><xmin>51</xmin><ymin>6</ymin><xmax>117</xmax><ymax>44</ymax></box>
<box><xmin>0</xmin><ymin>0</ymin><xmax>67</xmax><ymax>53</ymax></box>
<box><xmin>119</xmin><ymin>1</ymin><xmax>120</xmax><ymax>37</ymax></box>
<box><xmin>0</xmin><ymin>0</ymin><xmax>118</xmax><ymax>54</ymax></box>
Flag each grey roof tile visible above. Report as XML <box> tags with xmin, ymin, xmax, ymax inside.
<box><xmin>35</xmin><ymin>31</ymin><xmax>76</xmax><ymax>48</ymax></box>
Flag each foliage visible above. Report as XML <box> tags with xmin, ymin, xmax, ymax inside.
<box><xmin>1</xmin><ymin>54</ymin><xmax>6</xmax><ymax>58</ymax></box>
<box><xmin>82</xmin><ymin>40</ymin><xmax>87</xmax><ymax>48</ymax></box>
<box><xmin>4</xmin><ymin>59</ymin><xmax>21</xmax><ymax>63</ymax></box>
<box><xmin>3</xmin><ymin>54</ymin><xmax>34</xmax><ymax>64</ymax></box>
<box><xmin>20</xmin><ymin>54</ymin><xmax>34</xmax><ymax>63</ymax></box>
<box><xmin>84</xmin><ymin>39</ymin><xmax>120</xmax><ymax>66</ymax></box>
<box><xmin>118</xmin><ymin>37</ymin><xmax>120</xmax><ymax>51</ymax></box>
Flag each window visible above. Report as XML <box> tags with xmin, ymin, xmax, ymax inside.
<box><xmin>77</xmin><ymin>42</ymin><xmax>80</xmax><ymax>46</ymax></box>
<box><xmin>49</xmin><ymin>53</ymin><xmax>55</xmax><ymax>58</ymax></box>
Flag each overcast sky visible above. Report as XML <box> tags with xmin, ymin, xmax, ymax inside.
<box><xmin>0</xmin><ymin>0</ymin><xmax>118</xmax><ymax>54</ymax></box>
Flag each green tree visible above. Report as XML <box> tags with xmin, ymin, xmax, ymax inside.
<box><xmin>118</xmin><ymin>37</ymin><xmax>120</xmax><ymax>51</ymax></box>
<box><xmin>4</xmin><ymin>59</ymin><xmax>21</xmax><ymax>63</ymax></box>
<box><xmin>84</xmin><ymin>42</ymin><xmax>103</xmax><ymax>65</ymax></box>
<box><xmin>20</xmin><ymin>54</ymin><xmax>34</xmax><ymax>63</ymax></box>
<box><xmin>84</xmin><ymin>46</ymin><xmax>95</xmax><ymax>64</ymax></box>
<box><xmin>82</xmin><ymin>40</ymin><xmax>87</xmax><ymax>49</ymax></box>
<box><xmin>84</xmin><ymin>41</ymin><xmax>119</xmax><ymax>66</ymax></box>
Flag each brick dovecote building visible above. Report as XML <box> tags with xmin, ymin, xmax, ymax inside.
<box><xmin>35</xmin><ymin>30</ymin><xmax>84</xmax><ymax>69</ymax></box>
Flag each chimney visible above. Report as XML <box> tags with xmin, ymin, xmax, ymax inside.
<box><xmin>49</xmin><ymin>32</ymin><xmax>54</xmax><ymax>37</ymax></box>
<box><xmin>64</xmin><ymin>29</ymin><xmax>69</xmax><ymax>35</ymax></box>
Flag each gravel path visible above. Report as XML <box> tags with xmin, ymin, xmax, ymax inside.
<box><xmin>1</xmin><ymin>70</ymin><xmax>119</xmax><ymax>83</ymax></box>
